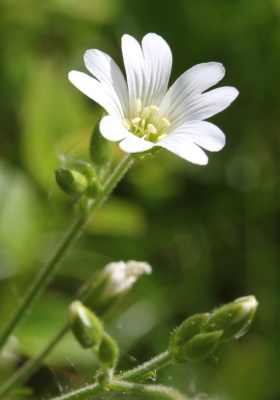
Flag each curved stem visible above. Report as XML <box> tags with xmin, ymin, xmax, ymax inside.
<box><xmin>0</xmin><ymin>154</ymin><xmax>133</xmax><ymax>354</ymax></box>
<box><xmin>50</xmin><ymin>351</ymin><xmax>173</xmax><ymax>400</ymax></box>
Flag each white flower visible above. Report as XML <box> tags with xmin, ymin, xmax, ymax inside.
<box><xmin>100</xmin><ymin>260</ymin><xmax>152</xmax><ymax>296</ymax></box>
<box><xmin>69</xmin><ymin>33</ymin><xmax>238</xmax><ymax>165</ymax></box>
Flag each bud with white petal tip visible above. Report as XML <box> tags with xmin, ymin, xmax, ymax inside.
<box><xmin>81</xmin><ymin>261</ymin><xmax>152</xmax><ymax>315</ymax></box>
<box><xmin>68</xmin><ymin>301</ymin><xmax>103</xmax><ymax>349</ymax></box>
<box><xmin>204</xmin><ymin>295</ymin><xmax>258</xmax><ymax>341</ymax></box>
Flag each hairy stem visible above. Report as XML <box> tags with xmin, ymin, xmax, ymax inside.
<box><xmin>50</xmin><ymin>351</ymin><xmax>174</xmax><ymax>400</ymax></box>
<box><xmin>109</xmin><ymin>380</ymin><xmax>189</xmax><ymax>400</ymax></box>
<box><xmin>0</xmin><ymin>154</ymin><xmax>133</xmax><ymax>398</ymax></box>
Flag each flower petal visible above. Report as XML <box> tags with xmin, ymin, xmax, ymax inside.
<box><xmin>121</xmin><ymin>33</ymin><xmax>172</xmax><ymax>114</ymax></box>
<box><xmin>161</xmin><ymin>62</ymin><xmax>225</xmax><ymax>112</ymax></box>
<box><xmin>99</xmin><ymin>115</ymin><xmax>129</xmax><ymax>141</ymax></box>
<box><xmin>165</xmin><ymin>86</ymin><xmax>239</xmax><ymax>128</ymax></box>
<box><xmin>157</xmin><ymin>134</ymin><xmax>208</xmax><ymax>165</ymax></box>
<box><xmin>173</xmin><ymin>120</ymin><xmax>226</xmax><ymax>151</ymax></box>
<box><xmin>84</xmin><ymin>49</ymin><xmax>129</xmax><ymax>116</ymax></box>
<box><xmin>185</xmin><ymin>86</ymin><xmax>239</xmax><ymax>121</ymax></box>
<box><xmin>119</xmin><ymin>132</ymin><xmax>155</xmax><ymax>153</ymax></box>
<box><xmin>141</xmin><ymin>33</ymin><xmax>172</xmax><ymax>105</ymax></box>
<box><xmin>68</xmin><ymin>71</ymin><xmax>122</xmax><ymax>118</ymax></box>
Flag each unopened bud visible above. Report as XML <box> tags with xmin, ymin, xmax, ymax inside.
<box><xmin>68</xmin><ymin>301</ymin><xmax>103</xmax><ymax>349</ymax></box>
<box><xmin>90</xmin><ymin>120</ymin><xmax>113</xmax><ymax>181</ymax></box>
<box><xmin>97</xmin><ymin>332</ymin><xmax>119</xmax><ymax>370</ymax></box>
<box><xmin>82</xmin><ymin>261</ymin><xmax>152</xmax><ymax>315</ymax></box>
<box><xmin>55</xmin><ymin>169</ymin><xmax>88</xmax><ymax>198</ymax></box>
<box><xmin>204</xmin><ymin>295</ymin><xmax>258</xmax><ymax>340</ymax></box>
<box><xmin>179</xmin><ymin>330</ymin><xmax>223</xmax><ymax>362</ymax></box>
<box><xmin>170</xmin><ymin>313</ymin><xmax>209</xmax><ymax>362</ymax></box>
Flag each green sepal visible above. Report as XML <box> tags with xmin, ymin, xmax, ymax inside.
<box><xmin>204</xmin><ymin>296</ymin><xmax>258</xmax><ymax>341</ymax></box>
<box><xmin>55</xmin><ymin>168</ymin><xmax>88</xmax><ymax>198</ymax></box>
<box><xmin>68</xmin><ymin>301</ymin><xmax>103</xmax><ymax>349</ymax></box>
<box><xmin>89</xmin><ymin>120</ymin><xmax>113</xmax><ymax>181</ymax></box>
<box><xmin>170</xmin><ymin>313</ymin><xmax>209</xmax><ymax>362</ymax></box>
<box><xmin>87</xmin><ymin>177</ymin><xmax>101</xmax><ymax>198</ymax></box>
<box><xmin>97</xmin><ymin>332</ymin><xmax>119</xmax><ymax>370</ymax></box>
<box><xmin>178</xmin><ymin>330</ymin><xmax>223</xmax><ymax>362</ymax></box>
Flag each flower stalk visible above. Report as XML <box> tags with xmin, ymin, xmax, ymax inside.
<box><xmin>0</xmin><ymin>154</ymin><xmax>133</xmax><ymax>355</ymax></box>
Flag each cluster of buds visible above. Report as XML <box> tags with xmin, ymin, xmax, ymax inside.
<box><xmin>170</xmin><ymin>296</ymin><xmax>258</xmax><ymax>363</ymax></box>
<box><xmin>69</xmin><ymin>260</ymin><xmax>152</xmax><ymax>370</ymax></box>
<box><xmin>69</xmin><ymin>301</ymin><xmax>119</xmax><ymax>370</ymax></box>
<box><xmin>55</xmin><ymin>120</ymin><xmax>113</xmax><ymax>200</ymax></box>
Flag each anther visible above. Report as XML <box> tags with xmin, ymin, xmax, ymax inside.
<box><xmin>132</xmin><ymin>117</ymin><xmax>141</xmax><ymax>124</ymax></box>
<box><xmin>140</xmin><ymin>107</ymin><xmax>151</xmax><ymax>119</ymax></box>
<box><xmin>147</xmin><ymin>124</ymin><xmax>157</xmax><ymax>134</ymax></box>
<box><xmin>162</xmin><ymin>117</ymin><xmax>171</xmax><ymax>127</ymax></box>
<box><xmin>157</xmin><ymin>134</ymin><xmax>167</xmax><ymax>142</ymax></box>
<box><xmin>136</xmin><ymin>99</ymin><xmax>142</xmax><ymax>113</ymax></box>
<box><xmin>122</xmin><ymin>119</ymin><xmax>131</xmax><ymax>130</ymax></box>
<box><xmin>149</xmin><ymin>105</ymin><xmax>159</xmax><ymax>113</ymax></box>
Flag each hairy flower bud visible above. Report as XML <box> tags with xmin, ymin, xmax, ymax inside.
<box><xmin>97</xmin><ymin>332</ymin><xmax>119</xmax><ymax>370</ymax></box>
<box><xmin>90</xmin><ymin>120</ymin><xmax>113</xmax><ymax>181</ymax></box>
<box><xmin>81</xmin><ymin>261</ymin><xmax>152</xmax><ymax>315</ymax></box>
<box><xmin>68</xmin><ymin>301</ymin><xmax>103</xmax><ymax>349</ymax></box>
<box><xmin>170</xmin><ymin>313</ymin><xmax>209</xmax><ymax>363</ymax></box>
<box><xmin>55</xmin><ymin>168</ymin><xmax>88</xmax><ymax>198</ymax></box>
<box><xmin>179</xmin><ymin>330</ymin><xmax>223</xmax><ymax>362</ymax></box>
<box><xmin>204</xmin><ymin>295</ymin><xmax>258</xmax><ymax>340</ymax></box>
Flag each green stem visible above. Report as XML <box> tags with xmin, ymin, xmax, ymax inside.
<box><xmin>116</xmin><ymin>350</ymin><xmax>173</xmax><ymax>382</ymax></box>
<box><xmin>108</xmin><ymin>381</ymin><xmax>189</xmax><ymax>400</ymax></box>
<box><xmin>0</xmin><ymin>324</ymin><xmax>68</xmax><ymax>399</ymax></box>
<box><xmin>0</xmin><ymin>154</ymin><xmax>133</xmax><ymax>353</ymax></box>
<box><xmin>0</xmin><ymin>216</ymin><xmax>85</xmax><ymax>351</ymax></box>
<box><xmin>50</xmin><ymin>351</ymin><xmax>173</xmax><ymax>400</ymax></box>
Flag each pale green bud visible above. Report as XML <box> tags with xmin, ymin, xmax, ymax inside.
<box><xmin>170</xmin><ymin>313</ymin><xmax>209</xmax><ymax>363</ymax></box>
<box><xmin>68</xmin><ymin>301</ymin><xmax>103</xmax><ymax>349</ymax></box>
<box><xmin>55</xmin><ymin>168</ymin><xmax>88</xmax><ymax>198</ymax></box>
<box><xmin>81</xmin><ymin>261</ymin><xmax>152</xmax><ymax>315</ymax></box>
<box><xmin>179</xmin><ymin>330</ymin><xmax>223</xmax><ymax>362</ymax></box>
<box><xmin>97</xmin><ymin>332</ymin><xmax>119</xmax><ymax>370</ymax></box>
<box><xmin>204</xmin><ymin>295</ymin><xmax>258</xmax><ymax>340</ymax></box>
<box><xmin>89</xmin><ymin>121</ymin><xmax>113</xmax><ymax>181</ymax></box>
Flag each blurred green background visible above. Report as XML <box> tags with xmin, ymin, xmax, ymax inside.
<box><xmin>0</xmin><ymin>0</ymin><xmax>279</xmax><ymax>399</ymax></box>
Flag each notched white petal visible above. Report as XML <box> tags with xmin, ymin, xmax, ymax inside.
<box><xmin>99</xmin><ymin>115</ymin><xmax>129</xmax><ymax>141</ymax></box>
<box><xmin>119</xmin><ymin>132</ymin><xmax>155</xmax><ymax>153</ymax></box>
<box><xmin>157</xmin><ymin>134</ymin><xmax>209</xmax><ymax>165</ymax></box>
<box><xmin>177</xmin><ymin>121</ymin><xmax>226</xmax><ymax>152</ymax></box>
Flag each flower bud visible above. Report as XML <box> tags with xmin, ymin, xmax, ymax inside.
<box><xmin>55</xmin><ymin>168</ymin><xmax>88</xmax><ymax>198</ymax></box>
<box><xmin>170</xmin><ymin>313</ymin><xmax>209</xmax><ymax>362</ymax></box>
<box><xmin>178</xmin><ymin>330</ymin><xmax>223</xmax><ymax>362</ymax></box>
<box><xmin>204</xmin><ymin>295</ymin><xmax>258</xmax><ymax>341</ymax></box>
<box><xmin>68</xmin><ymin>301</ymin><xmax>103</xmax><ymax>349</ymax></box>
<box><xmin>81</xmin><ymin>261</ymin><xmax>152</xmax><ymax>315</ymax></box>
<box><xmin>97</xmin><ymin>332</ymin><xmax>119</xmax><ymax>370</ymax></box>
<box><xmin>89</xmin><ymin>121</ymin><xmax>113</xmax><ymax>181</ymax></box>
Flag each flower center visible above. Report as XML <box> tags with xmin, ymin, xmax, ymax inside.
<box><xmin>122</xmin><ymin>99</ymin><xmax>171</xmax><ymax>143</ymax></box>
